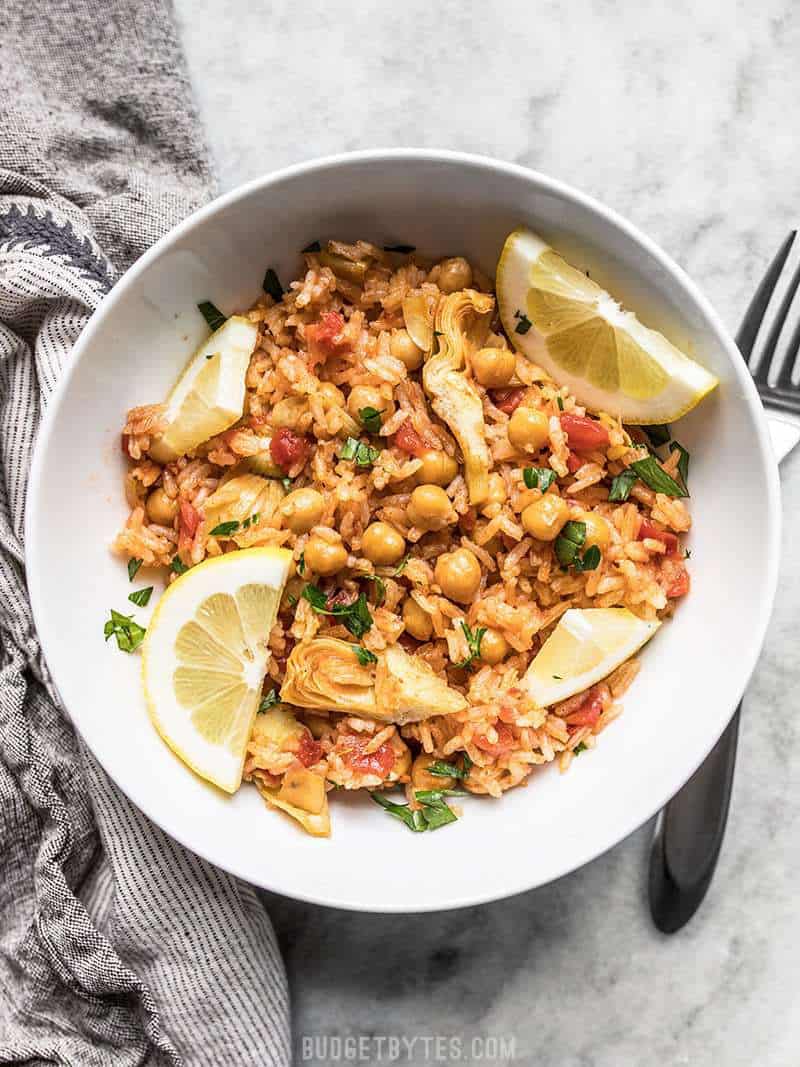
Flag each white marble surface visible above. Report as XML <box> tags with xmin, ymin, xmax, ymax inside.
<box><xmin>174</xmin><ymin>1</ymin><xmax>800</xmax><ymax>1062</ymax></box>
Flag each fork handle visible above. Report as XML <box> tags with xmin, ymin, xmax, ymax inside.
<box><xmin>648</xmin><ymin>701</ymin><xmax>741</xmax><ymax>933</ymax></box>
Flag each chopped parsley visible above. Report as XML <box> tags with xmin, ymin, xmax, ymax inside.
<box><xmin>339</xmin><ymin>436</ymin><xmax>380</xmax><ymax>467</ymax></box>
<box><xmin>514</xmin><ymin>311</ymin><xmax>532</xmax><ymax>335</ymax></box>
<box><xmin>209</xmin><ymin>520</ymin><xmax>240</xmax><ymax>537</ymax></box>
<box><xmin>197</xmin><ymin>301</ymin><xmax>226</xmax><ymax>332</ymax></box>
<box><xmin>127</xmin><ymin>557</ymin><xmax>143</xmax><ymax>582</ymax></box>
<box><xmin>300</xmin><ymin>584</ymin><xmax>373</xmax><ymax>638</ymax></box>
<box><xmin>281</xmin><ymin>477</ymin><xmax>293</xmax><ymax>491</ymax></box>
<box><xmin>242</xmin><ymin>512</ymin><xmax>260</xmax><ymax>530</ymax></box>
<box><xmin>669</xmin><ymin>440</ymin><xmax>690</xmax><ymax>493</ymax></box>
<box><xmin>573</xmin><ymin>741</ymin><xmax>588</xmax><ymax>756</ymax></box>
<box><xmin>363</xmin><ymin>573</ymin><xmax>386</xmax><ymax>607</ymax></box>
<box><xmin>258</xmin><ymin>689</ymin><xmax>281</xmax><ymax>713</ymax></box>
<box><xmin>104</xmin><ymin>609</ymin><xmax>146</xmax><ymax>653</ymax></box>
<box><xmin>557</xmin><ymin>396</ymin><xmax>564</xmax><ymax>411</ymax></box>
<box><xmin>608</xmin><ymin>468</ymin><xmax>638</xmax><ymax>502</ymax></box>
<box><xmin>302</xmin><ymin>240</ymin><xmax>322</xmax><ymax>253</ymax></box>
<box><xmin>371</xmin><ymin>789</ymin><xmax>460</xmax><ymax>832</ymax></box>
<box><xmin>297</xmin><ymin>552</ymin><xmax>306</xmax><ymax>576</ymax></box>
<box><xmin>629</xmin><ymin>456</ymin><xmax>687</xmax><ymax>498</ymax></box>
<box><xmin>352</xmin><ymin>645</ymin><xmax>378</xmax><ymax>666</ymax></box>
<box><xmin>456</xmin><ymin>621</ymin><xmax>487</xmax><ymax>670</ymax></box>
<box><xmin>684</xmin><ymin>548</ymin><xmax>692</xmax><ymax>560</ymax></box>
<box><xmin>358</xmin><ymin>406</ymin><xmax>384</xmax><ymax>434</ymax></box>
<box><xmin>170</xmin><ymin>556</ymin><xmax>188</xmax><ymax>575</ymax></box>
<box><xmin>128</xmin><ymin>587</ymin><xmax>153</xmax><ymax>608</ymax></box>
<box><xmin>554</xmin><ymin>521</ymin><xmax>600</xmax><ymax>572</ymax></box>
<box><xmin>393</xmin><ymin>554</ymin><xmax>410</xmax><ymax>576</ymax></box>
<box><xmin>427</xmin><ymin>759</ymin><xmax>470</xmax><ymax>781</ymax></box>
<box><xmin>383</xmin><ymin>243</ymin><xmax>416</xmax><ymax>253</ymax></box>
<box><xmin>262</xmin><ymin>267</ymin><xmax>283</xmax><ymax>302</ymax></box>
<box><xmin>643</xmin><ymin>424</ymin><xmax>671</xmax><ymax>448</ymax></box>
<box><xmin>523</xmin><ymin>466</ymin><xmax>557</xmax><ymax>492</ymax></box>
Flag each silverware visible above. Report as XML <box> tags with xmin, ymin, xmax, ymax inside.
<box><xmin>649</xmin><ymin>231</ymin><xmax>800</xmax><ymax>933</ymax></box>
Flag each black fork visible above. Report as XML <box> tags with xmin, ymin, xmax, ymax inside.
<box><xmin>649</xmin><ymin>232</ymin><xmax>799</xmax><ymax>933</ymax></box>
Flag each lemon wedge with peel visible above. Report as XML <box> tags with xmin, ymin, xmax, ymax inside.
<box><xmin>496</xmin><ymin>229</ymin><xmax>718</xmax><ymax>424</ymax></box>
<box><xmin>522</xmin><ymin>608</ymin><xmax>660</xmax><ymax>707</ymax></box>
<box><xmin>142</xmin><ymin>547</ymin><xmax>291</xmax><ymax>792</ymax></box>
<box><xmin>150</xmin><ymin>315</ymin><xmax>258</xmax><ymax>463</ymax></box>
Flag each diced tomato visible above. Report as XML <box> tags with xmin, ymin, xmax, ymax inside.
<box><xmin>566</xmin><ymin>451</ymin><xmax>583</xmax><ymax>473</ymax></box>
<box><xmin>459</xmin><ymin>508</ymin><xmax>477</xmax><ymax>533</ymax></box>
<box><xmin>638</xmin><ymin>518</ymin><xmax>681</xmax><ymax>558</ymax></box>
<box><xmin>297</xmin><ymin>733</ymin><xmax>323</xmax><ymax>768</ymax></box>
<box><xmin>493</xmin><ymin>387</ymin><xmax>527</xmax><ymax>415</ymax></box>
<box><xmin>559</xmin><ymin>413</ymin><xmax>610</xmax><ymax>451</ymax></box>
<box><xmin>305</xmin><ymin>311</ymin><xmax>348</xmax><ymax>369</ymax></box>
<box><xmin>270</xmin><ymin>427</ymin><xmax>310</xmax><ymax>471</ymax></box>
<box><xmin>666</xmin><ymin>568</ymin><xmax>690</xmax><ymax>598</ymax></box>
<box><xmin>178</xmin><ymin>499</ymin><xmax>200</xmax><ymax>539</ymax></box>
<box><xmin>342</xmin><ymin>735</ymin><xmax>396</xmax><ymax>778</ymax></box>
<box><xmin>474</xmin><ymin>722</ymin><xmax>515</xmax><ymax>757</ymax></box>
<box><xmin>566</xmin><ymin>690</ymin><xmax>604</xmax><ymax>728</ymax></box>
<box><xmin>394</xmin><ymin>419</ymin><xmax>428</xmax><ymax>458</ymax></box>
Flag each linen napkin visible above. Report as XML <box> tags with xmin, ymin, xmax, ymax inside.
<box><xmin>0</xmin><ymin>2</ymin><xmax>291</xmax><ymax>1063</ymax></box>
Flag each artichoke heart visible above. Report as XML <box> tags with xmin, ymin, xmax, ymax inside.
<box><xmin>280</xmin><ymin>638</ymin><xmax>467</xmax><ymax>725</ymax></box>
<box><xmin>423</xmin><ymin>289</ymin><xmax>494</xmax><ymax>505</ymax></box>
<box><xmin>202</xmin><ymin>474</ymin><xmax>284</xmax><ymax>546</ymax></box>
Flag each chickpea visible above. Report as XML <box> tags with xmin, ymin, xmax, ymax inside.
<box><xmin>412</xmin><ymin>753</ymin><xmax>455</xmax><ymax>791</ymax></box>
<box><xmin>437</xmin><ymin>256</ymin><xmax>473</xmax><ymax>294</ymax></box>
<box><xmin>407</xmin><ymin>484</ymin><xmax>454</xmax><ymax>530</ymax></box>
<box><xmin>472</xmin><ymin>346</ymin><xmax>516</xmax><ymax>388</ymax></box>
<box><xmin>361</xmin><ymin>521</ymin><xmax>406</xmax><ymax>566</ymax></box>
<box><xmin>415</xmin><ymin>449</ymin><xmax>459</xmax><ymax>487</ymax></box>
<box><xmin>390</xmin><ymin>329</ymin><xmax>424</xmax><ymax>371</ymax></box>
<box><xmin>145</xmin><ymin>487</ymin><xmax>179</xmax><ymax>526</ymax></box>
<box><xmin>304</xmin><ymin>534</ymin><xmax>348</xmax><ymax>576</ymax></box>
<box><xmin>479</xmin><ymin>628</ymin><xmax>509</xmax><ymax>665</ymax></box>
<box><xmin>318</xmin><ymin>381</ymin><xmax>345</xmax><ymax>407</ymax></box>
<box><xmin>347</xmin><ymin>384</ymin><xmax>394</xmax><ymax>423</ymax></box>
<box><xmin>521</xmin><ymin>494</ymin><xmax>570</xmax><ymax>541</ymax></box>
<box><xmin>482</xmin><ymin>472</ymin><xmax>507</xmax><ymax>512</ymax></box>
<box><xmin>271</xmin><ymin>395</ymin><xmax>308</xmax><ymax>428</ymax></box>
<box><xmin>575</xmin><ymin>511</ymin><xmax>611</xmax><ymax>550</ymax></box>
<box><xmin>280</xmin><ymin>487</ymin><xmax>325</xmax><ymax>534</ymax></box>
<box><xmin>403</xmin><ymin>597</ymin><xmax>433</xmax><ymax>641</ymax></box>
<box><xmin>508</xmin><ymin>405</ymin><xmax>550</xmax><ymax>454</ymax></box>
<box><xmin>435</xmin><ymin>548</ymin><xmax>481</xmax><ymax>604</ymax></box>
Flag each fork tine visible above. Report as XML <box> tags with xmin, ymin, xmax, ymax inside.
<box><xmin>752</xmin><ymin>254</ymin><xmax>800</xmax><ymax>385</ymax></box>
<box><xmin>776</xmin><ymin>313</ymin><xmax>800</xmax><ymax>388</ymax></box>
<box><xmin>735</xmin><ymin>231</ymin><xmax>797</xmax><ymax>366</ymax></box>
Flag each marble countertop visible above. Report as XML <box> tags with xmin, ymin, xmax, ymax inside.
<box><xmin>174</xmin><ymin>1</ymin><xmax>800</xmax><ymax>1062</ymax></box>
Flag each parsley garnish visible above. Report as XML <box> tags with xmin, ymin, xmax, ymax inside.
<box><xmin>514</xmin><ymin>312</ymin><xmax>532</xmax><ymax>335</ymax></box>
<box><xmin>281</xmin><ymin>477</ymin><xmax>292</xmax><ymax>491</ymax></box>
<box><xmin>428</xmin><ymin>759</ymin><xmax>470</xmax><ymax>781</ymax></box>
<box><xmin>297</xmin><ymin>552</ymin><xmax>306</xmax><ymax>576</ymax></box>
<box><xmin>669</xmin><ymin>440</ymin><xmax>690</xmax><ymax>493</ymax></box>
<box><xmin>170</xmin><ymin>556</ymin><xmax>188</xmax><ymax>575</ymax></box>
<box><xmin>258</xmin><ymin>689</ymin><xmax>281</xmax><ymax>713</ymax></box>
<box><xmin>684</xmin><ymin>548</ymin><xmax>692</xmax><ymax>560</ymax></box>
<box><xmin>300</xmin><ymin>584</ymin><xmax>373</xmax><ymax>638</ymax></box>
<box><xmin>554</xmin><ymin>521</ymin><xmax>599</xmax><ymax>572</ymax></box>
<box><xmin>242</xmin><ymin>512</ymin><xmax>260</xmax><ymax>530</ymax></box>
<box><xmin>608</xmin><ymin>468</ymin><xmax>638</xmax><ymax>502</ymax></box>
<box><xmin>456</xmin><ymin>621</ymin><xmax>487</xmax><ymax>670</ymax></box>
<box><xmin>302</xmin><ymin>240</ymin><xmax>321</xmax><ymax>253</ymax></box>
<box><xmin>210</xmin><ymin>520</ymin><xmax>240</xmax><ymax>537</ymax></box>
<box><xmin>363</xmin><ymin>573</ymin><xmax>386</xmax><ymax>607</ymax></box>
<box><xmin>197</xmin><ymin>301</ymin><xmax>225</xmax><ymax>331</ymax></box>
<box><xmin>643</xmin><ymin>424</ymin><xmax>671</xmax><ymax>448</ymax></box>
<box><xmin>104</xmin><ymin>609</ymin><xmax>146</xmax><ymax>653</ymax></box>
<box><xmin>358</xmin><ymin>406</ymin><xmax>384</xmax><ymax>434</ymax></box>
<box><xmin>371</xmin><ymin>790</ymin><xmax>460</xmax><ymax>832</ymax></box>
<box><xmin>383</xmin><ymin>243</ymin><xmax>416</xmax><ymax>253</ymax></box>
<box><xmin>353</xmin><ymin>645</ymin><xmax>378</xmax><ymax>666</ymax></box>
<box><xmin>128</xmin><ymin>587</ymin><xmax>153</xmax><ymax>608</ymax></box>
<box><xmin>339</xmin><ymin>436</ymin><xmax>380</xmax><ymax>467</ymax></box>
<box><xmin>523</xmin><ymin>466</ymin><xmax>557</xmax><ymax>492</ymax></box>
<box><xmin>629</xmin><ymin>456</ymin><xmax>687</xmax><ymax>498</ymax></box>
<box><xmin>127</xmin><ymin>558</ymin><xmax>143</xmax><ymax>582</ymax></box>
<box><xmin>262</xmin><ymin>268</ymin><xmax>283</xmax><ymax>302</ymax></box>
<box><xmin>573</xmin><ymin>741</ymin><xmax>588</xmax><ymax>756</ymax></box>
<box><xmin>557</xmin><ymin>396</ymin><xmax>565</xmax><ymax>411</ymax></box>
<box><xmin>393</xmin><ymin>554</ymin><xmax>410</xmax><ymax>576</ymax></box>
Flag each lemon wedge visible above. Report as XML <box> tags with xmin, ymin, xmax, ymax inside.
<box><xmin>522</xmin><ymin>608</ymin><xmax>660</xmax><ymax>707</ymax></box>
<box><xmin>142</xmin><ymin>547</ymin><xmax>291</xmax><ymax>793</ymax></box>
<box><xmin>496</xmin><ymin>229</ymin><xmax>718</xmax><ymax>424</ymax></box>
<box><xmin>150</xmin><ymin>315</ymin><xmax>258</xmax><ymax>463</ymax></box>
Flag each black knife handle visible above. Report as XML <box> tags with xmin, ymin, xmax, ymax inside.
<box><xmin>648</xmin><ymin>701</ymin><xmax>741</xmax><ymax>933</ymax></box>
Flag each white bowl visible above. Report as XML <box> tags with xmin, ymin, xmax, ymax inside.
<box><xmin>27</xmin><ymin>150</ymin><xmax>780</xmax><ymax>912</ymax></box>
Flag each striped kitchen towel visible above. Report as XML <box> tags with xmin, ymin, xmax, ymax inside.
<box><xmin>0</xmin><ymin>2</ymin><xmax>290</xmax><ymax>1064</ymax></box>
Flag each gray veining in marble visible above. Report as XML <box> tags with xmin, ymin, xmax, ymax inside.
<box><xmin>173</xmin><ymin>1</ymin><xmax>800</xmax><ymax>1062</ymax></box>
